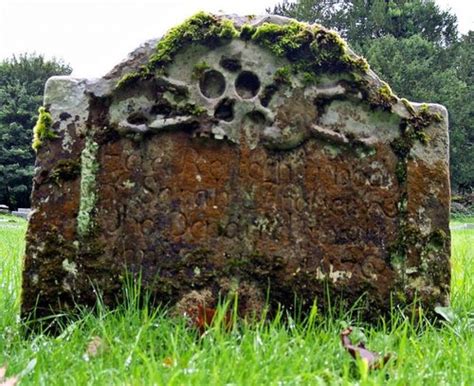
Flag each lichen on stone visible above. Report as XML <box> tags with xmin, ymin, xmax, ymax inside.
<box><xmin>62</xmin><ymin>258</ymin><xmax>78</xmax><ymax>276</ymax></box>
<box><xmin>32</xmin><ymin>106</ymin><xmax>55</xmax><ymax>151</ymax></box>
<box><xmin>77</xmin><ymin>137</ymin><xmax>99</xmax><ymax>237</ymax></box>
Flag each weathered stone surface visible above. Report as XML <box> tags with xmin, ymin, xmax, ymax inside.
<box><xmin>22</xmin><ymin>13</ymin><xmax>451</xmax><ymax>319</ymax></box>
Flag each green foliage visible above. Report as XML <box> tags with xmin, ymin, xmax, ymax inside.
<box><xmin>269</xmin><ymin>0</ymin><xmax>458</xmax><ymax>47</ymax></box>
<box><xmin>0</xmin><ymin>54</ymin><xmax>72</xmax><ymax>209</ymax></box>
<box><xmin>32</xmin><ymin>107</ymin><xmax>55</xmax><ymax>150</ymax></box>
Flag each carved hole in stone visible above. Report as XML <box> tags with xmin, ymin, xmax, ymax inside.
<box><xmin>219</xmin><ymin>55</ymin><xmax>242</xmax><ymax>72</ymax></box>
<box><xmin>214</xmin><ymin>98</ymin><xmax>235</xmax><ymax>122</ymax></box>
<box><xmin>235</xmin><ymin>71</ymin><xmax>260</xmax><ymax>99</ymax></box>
<box><xmin>199</xmin><ymin>69</ymin><xmax>226</xmax><ymax>99</ymax></box>
<box><xmin>127</xmin><ymin>111</ymin><xmax>148</xmax><ymax>125</ymax></box>
<box><xmin>260</xmin><ymin>84</ymin><xmax>279</xmax><ymax>107</ymax></box>
<box><xmin>150</xmin><ymin>102</ymin><xmax>173</xmax><ymax>116</ymax></box>
<box><xmin>246</xmin><ymin>111</ymin><xmax>266</xmax><ymax>125</ymax></box>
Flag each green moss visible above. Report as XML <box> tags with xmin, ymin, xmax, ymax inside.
<box><xmin>77</xmin><ymin>137</ymin><xmax>99</xmax><ymax>238</ymax></box>
<box><xmin>117</xmin><ymin>13</ymin><xmax>372</xmax><ymax>94</ymax></box>
<box><xmin>32</xmin><ymin>106</ymin><xmax>55</xmax><ymax>151</ymax></box>
<box><xmin>179</xmin><ymin>103</ymin><xmax>207</xmax><ymax>117</ymax></box>
<box><xmin>252</xmin><ymin>21</ymin><xmax>311</xmax><ymax>58</ymax></box>
<box><xmin>391</xmin><ymin>102</ymin><xmax>442</xmax><ymax>168</ymax></box>
<box><xmin>395</xmin><ymin>159</ymin><xmax>407</xmax><ymax>184</ymax></box>
<box><xmin>346</xmin><ymin>56</ymin><xmax>370</xmax><ymax>73</ymax></box>
<box><xmin>249</xmin><ymin>21</ymin><xmax>369</xmax><ymax>85</ymax></box>
<box><xmin>427</xmin><ymin>229</ymin><xmax>448</xmax><ymax>250</ymax></box>
<box><xmin>418</xmin><ymin>103</ymin><xmax>443</xmax><ymax>123</ymax></box>
<box><xmin>145</xmin><ymin>13</ymin><xmax>236</xmax><ymax>81</ymax></box>
<box><xmin>367</xmin><ymin>83</ymin><xmax>397</xmax><ymax>111</ymax></box>
<box><xmin>191</xmin><ymin>61</ymin><xmax>210</xmax><ymax>80</ymax></box>
<box><xmin>401</xmin><ymin>98</ymin><xmax>416</xmax><ymax>115</ymax></box>
<box><xmin>311</xmin><ymin>29</ymin><xmax>347</xmax><ymax>64</ymax></box>
<box><xmin>49</xmin><ymin>159</ymin><xmax>81</xmax><ymax>185</ymax></box>
<box><xmin>115</xmin><ymin>71</ymin><xmax>142</xmax><ymax>89</ymax></box>
<box><xmin>239</xmin><ymin>23</ymin><xmax>256</xmax><ymax>41</ymax></box>
<box><xmin>301</xmin><ymin>71</ymin><xmax>318</xmax><ymax>85</ymax></box>
<box><xmin>117</xmin><ymin>13</ymin><xmax>238</xmax><ymax>88</ymax></box>
<box><xmin>274</xmin><ymin>65</ymin><xmax>292</xmax><ymax>85</ymax></box>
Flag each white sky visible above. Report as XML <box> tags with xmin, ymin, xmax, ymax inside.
<box><xmin>0</xmin><ymin>0</ymin><xmax>472</xmax><ymax>78</ymax></box>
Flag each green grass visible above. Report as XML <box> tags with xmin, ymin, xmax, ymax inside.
<box><xmin>1</xmin><ymin>215</ymin><xmax>473</xmax><ymax>385</ymax></box>
<box><xmin>451</xmin><ymin>215</ymin><xmax>474</xmax><ymax>225</ymax></box>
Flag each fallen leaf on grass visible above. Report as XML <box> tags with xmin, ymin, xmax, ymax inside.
<box><xmin>340</xmin><ymin>327</ymin><xmax>391</xmax><ymax>370</ymax></box>
<box><xmin>187</xmin><ymin>304</ymin><xmax>232</xmax><ymax>335</ymax></box>
<box><xmin>0</xmin><ymin>365</ymin><xmax>18</xmax><ymax>386</ymax></box>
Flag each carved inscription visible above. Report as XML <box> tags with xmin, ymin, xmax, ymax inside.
<box><xmin>95</xmin><ymin>131</ymin><xmax>400</xmax><ymax>272</ymax></box>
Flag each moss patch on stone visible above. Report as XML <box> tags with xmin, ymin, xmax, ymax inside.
<box><xmin>117</xmin><ymin>12</ymin><xmax>372</xmax><ymax>93</ymax></box>
<box><xmin>248</xmin><ymin>20</ymin><xmax>369</xmax><ymax>81</ymax></box>
<box><xmin>391</xmin><ymin>103</ymin><xmax>442</xmax><ymax>163</ymax></box>
<box><xmin>32</xmin><ymin>106</ymin><xmax>55</xmax><ymax>151</ymax></box>
<box><xmin>368</xmin><ymin>83</ymin><xmax>397</xmax><ymax>111</ymax></box>
<box><xmin>273</xmin><ymin>65</ymin><xmax>292</xmax><ymax>85</ymax></box>
<box><xmin>191</xmin><ymin>61</ymin><xmax>211</xmax><ymax>80</ymax></box>
<box><xmin>77</xmin><ymin>137</ymin><xmax>99</xmax><ymax>237</ymax></box>
<box><xmin>117</xmin><ymin>12</ymin><xmax>238</xmax><ymax>88</ymax></box>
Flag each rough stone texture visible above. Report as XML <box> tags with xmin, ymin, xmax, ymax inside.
<box><xmin>22</xmin><ymin>14</ymin><xmax>451</xmax><ymax>319</ymax></box>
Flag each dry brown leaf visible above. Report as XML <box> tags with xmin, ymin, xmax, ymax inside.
<box><xmin>187</xmin><ymin>304</ymin><xmax>232</xmax><ymax>335</ymax></box>
<box><xmin>86</xmin><ymin>336</ymin><xmax>106</xmax><ymax>357</ymax></box>
<box><xmin>340</xmin><ymin>327</ymin><xmax>391</xmax><ymax>370</ymax></box>
<box><xmin>0</xmin><ymin>365</ymin><xmax>18</xmax><ymax>386</ymax></box>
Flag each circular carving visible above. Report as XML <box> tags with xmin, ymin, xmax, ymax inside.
<box><xmin>199</xmin><ymin>70</ymin><xmax>226</xmax><ymax>99</ymax></box>
<box><xmin>235</xmin><ymin>71</ymin><xmax>260</xmax><ymax>99</ymax></box>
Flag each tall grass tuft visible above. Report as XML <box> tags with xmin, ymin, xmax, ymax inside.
<box><xmin>1</xmin><ymin>215</ymin><xmax>473</xmax><ymax>384</ymax></box>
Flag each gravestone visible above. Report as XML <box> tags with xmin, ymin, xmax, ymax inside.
<box><xmin>12</xmin><ymin>208</ymin><xmax>31</xmax><ymax>219</ymax></box>
<box><xmin>22</xmin><ymin>13</ymin><xmax>451</xmax><ymax>319</ymax></box>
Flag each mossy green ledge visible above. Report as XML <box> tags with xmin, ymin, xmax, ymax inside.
<box><xmin>22</xmin><ymin>13</ymin><xmax>450</xmax><ymax>322</ymax></box>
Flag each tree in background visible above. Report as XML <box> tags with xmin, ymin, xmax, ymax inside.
<box><xmin>0</xmin><ymin>54</ymin><xmax>72</xmax><ymax>209</ymax></box>
<box><xmin>269</xmin><ymin>0</ymin><xmax>473</xmax><ymax>191</ymax></box>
